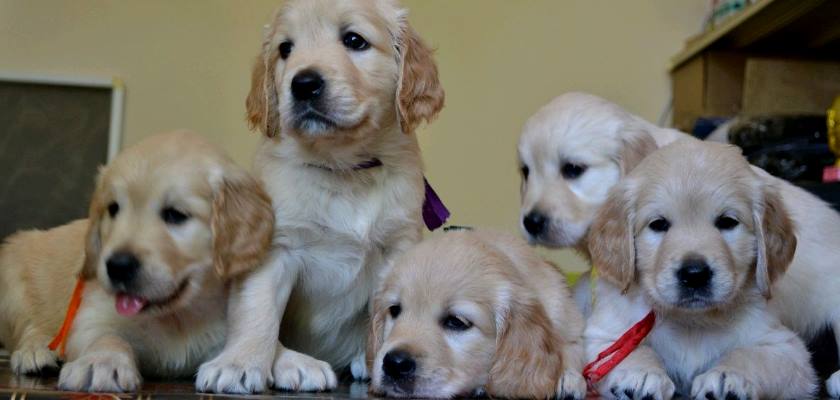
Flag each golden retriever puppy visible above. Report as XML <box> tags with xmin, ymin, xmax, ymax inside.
<box><xmin>518</xmin><ymin>92</ymin><xmax>682</xmax><ymax>249</ymax></box>
<box><xmin>585</xmin><ymin>140</ymin><xmax>817</xmax><ymax>400</ymax></box>
<box><xmin>519</xmin><ymin>92</ymin><xmax>840</xmax><ymax>396</ymax></box>
<box><xmin>0</xmin><ymin>131</ymin><xmax>274</xmax><ymax>392</ymax></box>
<box><xmin>368</xmin><ymin>229</ymin><xmax>586</xmax><ymax>399</ymax></box>
<box><xmin>195</xmin><ymin>0</ymin><xmax>444</xmax><ymax>394</ymax></box>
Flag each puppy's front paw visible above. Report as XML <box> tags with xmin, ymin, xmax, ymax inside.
<box><xmin>556</xmin><ymin>370</ymin><xmax>586</xmax><ymax>400</ymax></box>
<box><xmin>272</xmin><ymin>348</ymin><xmax>337</xmax><ymax>392</ymax></box>
<box><xmin>828</xmin><ymin>371</ymin><xmax>840</xmax><ymax>399</ymax></box>
<box><xmin>11</xmin><ymin>345</ymin><xmax>58</xmax><ymax>375</ymax></box>
<box><xmin>603</xmin><ymin>368</ymin><xmax>675</xmax><ymax>400</ymax></box>
<box><xmin>58</xmin><ymin>352</ymin><xmax>140</xmax><ymax>392</ymax></box>
<box><xmin>350</xmin><ymin>352</ymin><xmax>369</xmax><ymax>381</ymax></box>
<box><xmin>691</xmin><ymin>369</ymin><xmax>756</xmax><ymax>400</ymax></box>
<box><xmin>195</xmin><ymin>355</ymin><xmax>270</xmax><ymax>394</ymax></box>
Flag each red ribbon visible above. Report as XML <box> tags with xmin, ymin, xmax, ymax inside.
<box><xmin>583</xmin><ymin>310</ymin><xmax>656</xmax><ymax>393</ymax></box>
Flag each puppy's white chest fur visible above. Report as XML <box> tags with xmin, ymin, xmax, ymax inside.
<box><xmin>257</xmin><ymin>139</ymin><xmax>423</xmax><ymax>369</ymax></box>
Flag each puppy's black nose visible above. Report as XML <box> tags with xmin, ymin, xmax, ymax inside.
<box><xmin>106</xmin><ymin>252</ymin><xmax>140</xmax><ymax>286</ymax></box>
<box><xmin>523</xmin><ymin>211</ymin><xmax>547</xmax><ymax>236</ymax></box>
<box><xmin>677</xmin><ymin>258</ymin><xmax>713</xmax><ymax>290</ymax></box>
<box><xmin>383</xmin><ymin>350</ymin><xmax>416</xmax><ymax>381</ymax></box>
<box><xmin>291</xmin><ymin>69</ymin><xmax>325</xmax><ymax>101</ymax></box>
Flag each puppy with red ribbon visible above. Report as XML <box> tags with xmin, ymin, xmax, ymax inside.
<box><xmin>582</xmin><ymin>140</ymin><xmax>816</xmax><ymax>400</ymax></box>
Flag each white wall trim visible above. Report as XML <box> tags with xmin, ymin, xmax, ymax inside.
<box><xmin>0</xmin><ymin>71</ymin><xmax>125</xmax><ymax>161</ymax></box>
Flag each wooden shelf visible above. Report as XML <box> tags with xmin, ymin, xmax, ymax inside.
<box><xmin>669</xmin><ymin>0</ymin><xmax>840</xmax><ymax>71</ymax></box>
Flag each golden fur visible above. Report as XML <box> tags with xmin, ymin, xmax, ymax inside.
<box><xmin>368</xmin><ymin>230</ymin><xmax>585</xmax><ymax>399</ymax></box>
<box><xmin>196</xmin><ymin>0</ymin><xmax>444</xmax><ymax>394</ymax></box>
<box><xmin>584</xmin><ymin>140</ymin><xmax>816</xmax><ymax>399</ymax></box>
<box><xmin>0</xmin><ymin>131</ymin><xmax>274</xmax><ymax>392</ymax></box>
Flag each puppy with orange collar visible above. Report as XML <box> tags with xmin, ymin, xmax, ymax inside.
<box><xmin>0</xmin><ymin>131</ymin><xmax>274</xmax><ymax>392</ymax></box>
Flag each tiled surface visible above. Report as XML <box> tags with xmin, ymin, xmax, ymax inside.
<box><xmin>0</xmin><ymin>350</ymin><xmax>372</xmax><ymax>399</ymax></box>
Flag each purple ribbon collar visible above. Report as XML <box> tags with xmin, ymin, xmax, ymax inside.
<box><xmin>305</xmin><ymin>158</ymin><xmax>450</xmax><ymax>231</ymax></box>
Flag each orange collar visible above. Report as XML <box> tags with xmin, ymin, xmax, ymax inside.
<box><xmin>48</xmin><ymin>277</ymin><xmax>85</xmax><ymax>358</ymax></box>
<box><xmin>582</xmin><ymin>310</ymin><xmax>656</xmax><ymax>393</ymax></box>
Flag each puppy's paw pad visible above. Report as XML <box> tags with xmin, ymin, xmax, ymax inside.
<box><xmin>10</xmin><ymin>346</ymin><xmax>58</xmax><ymax>375</ymax></box>
<box><xmin>272</xmin><ymin>349</ymin><xmax>337</xmax><ymax>392</ymax></box>
<box><xmin>556</xmin><ymin>370</ymin><xmax>586</xmax><ymax>400</ymax></box>
<box><xmin>691</xmin><ymin>369</ymin><xmax>756</xmax><ymax>400</ymax></box>
<box><xmin>605</xmin><ymin>369</ymin><xmax>675</xmax><ymax>400</ymax></box>
<box><xmin>195</xmin><ymin>358</ymin><xmax>268</xmax><ymax>394</ymax></box>
<box><xmin>58</xmin><ymin>352</ymin><xmax>140</xmax><ymax>392</ymax></box>
<box><xmin>827</xmin><ymin>371</ymin><xmax>840</xmax><ymax>399</ymax></box>
<box><xmin>350</xmin><ymin>353</ymin><xmax>368</xmax><ymax>381</ymax></box>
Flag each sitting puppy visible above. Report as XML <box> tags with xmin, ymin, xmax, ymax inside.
<box><xmin>368</xmin><ymin>229</ymin><xmax>586</xmax><ymax>399</ymax></box>
<box><xmin>0</xmin><ymin>131</ymin><xmax>274</xmax><ymax>392</ymax></box>
<box><xmin>195</xmin><ymin>0</ymin><xmax>444</xmax><ymax>394</ymax></box>
<box><xmin>584</xmin><ymin>140</ymin><xmax>817</xmax><ymax>400</ymax></box>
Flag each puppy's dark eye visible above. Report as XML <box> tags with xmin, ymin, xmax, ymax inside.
<box><xmin>107</xmin><ymin>202</ymin><xmax>119</xmax><ymax>218</ymax></box>
<box><xmin>161</xmin><ymin>207</ymin><xmax>189</xmax><ymax>225</ymax></box>
<box><xmin>442</xmin><ymin>315</ymin><xmax>472</xmax><ymax>331</ymax></box>
<box><xmin>279</xmin><ymin>41</ymin><xmax>294</xmax><ymax>60</ymax></box>
<box><xmin>388</xmin><ymin>304</ymin><xmax>401</xmax><ymax>319</ymax></box>
<box><xmin>520</xmin><ymin>165</ymin><xmax>530</xmax><ymax>181</ymax></box>
<box><xmin>648</xmin><ymin>218</ymin><xmax>670</xmax><ymax>233</ymax></box>
<box><xmin>342</xmin><ymin>31</ymin><xmax>369</xmax><ymax>51</ymax></box>
<box><xmin>715</xmin><ymin>215</ymin><xmax>739</xmax><ymax>230</ymax></box>
<box><xmin>561</xmin><ymin>163</ymin><xmax>586</xmax><ymax>179</ymax></box>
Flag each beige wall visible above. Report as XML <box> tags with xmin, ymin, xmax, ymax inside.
<box><xmin>0</xmin><ymin>0</ymin><xmax>706</xmax><ymax>271</ymax></box>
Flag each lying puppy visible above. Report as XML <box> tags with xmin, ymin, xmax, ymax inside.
<box><xmin>519</xmin><ymin>92</ymin><xmax>840</xmax><ymax>396</ymax></box>
<box><xmin>0</xmin><ymin>131</ymin><xmax>274</xmax><ymax>392</ymax></box>
<box><xmin>368</xmin><ymin>229</ymin><xmax>586</xmax><ymax>399</ymax></box>
<box><xmin>585</xmin><ymin>140</ymin><xmax>817</xmax><ymax>400</ymax></box>
<box><xmin>195</xmin><ymin>0</ymin><xmax>444</xmax><ymax>394</ymax></box>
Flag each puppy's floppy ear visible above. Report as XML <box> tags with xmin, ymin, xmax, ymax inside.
<box><xmin>487</xmin><ymin>296</ymin><xmax>562</xmax><ymax>398</ymax></box>
<box><xmin>395</xmin><ymin>23</ymin><xmax>444</xmax><ymax>134</ymax></box>
<box><xmin>587</xmin><ymin>185</ymin><xmax>636</xmax><ymax>292</ymax></box>
<box><xmin>618</xmin><ymin>130</ymin><xmax>657</xmax><ymax>174</ymax></box>
<box><xmin>211</xmin><ymin>170</ymin><xmax>275</xmax><ymax>279</ymax></box>
<box><xmin>366</xmin><ymin>292</ymin><xmax>386</xmax><ymax>372</ymax></box>
<box><xmin>81</xmin><ymin>169</ymin><xmax>106</xmax><ymax>280</ymax></box>
<box><xmin>753</xmin><ymin>186</ymin><xmax>797</xmax><ymax>298</ymax></box>
<box><xmin>245</xmin><ymin>27</ymin><xmax>281</xmax><ymax>138</ymax></box>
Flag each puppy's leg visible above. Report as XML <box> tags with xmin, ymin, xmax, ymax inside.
<box><xmin>10</xmin><ymin>325</ymin><xmax>58</xmax><ymax>375</ymax></box>
<box><xmin>58</xmin><ymin>334</ymin><xmax>140</xmax><ymax>392</ymax></box>
<box><xmin>599</xmin><ymin>345</ymin><xmax>675</xmax><ymax>400</ymax></box>
<box><xmin>272</xmin><ymin>343</ymin><xmax>337</xmax><ymax>391</ymax></box>
<box><xmin>690</xmin><ymin>329</ymin><xmax>817</xmax><ymax>400</ymax></box>
<box><xmin>196</xmin><ymin>254</ymin><xmax>288</xmax><ymax>394</ymax></box>
<box><xmin>826</xmin><ymin>319</ymin><xmax>840</xmax><ymax>398</ymax></box>
<box><xmin>557</xmin><ymin>338</ymin><xmax>586</xmax><ymax>400</ymax></box>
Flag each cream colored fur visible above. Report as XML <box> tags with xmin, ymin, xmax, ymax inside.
<box><xmin>0</xmin><ymin>131</ymin><xmax>274</xmax><ymax>392</ymax></box>
<box><xmin>195</xmin><ymin>0</ymin><xmax>444</xmax><ymax>394</ymax></box>
<box><xmin>368</xmin><ymin>229</ymin><xmax>585</xmax><ymax>399</ymax></box>
<box><xmin>585</xmin><ymin>141</ymin><xmax>816</xmax><ymax>400</ymax></box>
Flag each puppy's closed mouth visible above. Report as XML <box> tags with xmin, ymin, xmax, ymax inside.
<box><xmin>293</xmin><ymin>107</ymin><xmax>338</xmax><ymax>133</ymax></box>
<box><xmin>114</xmin><ymin>278</ymin><xmax>191</xmax><ymax>316</ymax></box>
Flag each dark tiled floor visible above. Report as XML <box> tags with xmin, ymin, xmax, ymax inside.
<box><xmin>0</xmin><ymin>350</ymin><xmax>372</xmax><ymax>399</ymax></box>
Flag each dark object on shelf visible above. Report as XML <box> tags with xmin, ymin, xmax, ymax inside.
<box><xmin>728</xmin><ymin>115</ymin><xmax>834</xmax><ymax>182</ymax></box>
<box><xmin>691</xmin><ymin>117</ymin><xmax>730</xmax><ymax>140</ymax></box>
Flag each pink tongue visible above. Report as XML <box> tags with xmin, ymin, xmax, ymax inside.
<box><xmin>115</xmin><ymin>294</ymin><xmax>147</xmax><ymax>316</ymax></box>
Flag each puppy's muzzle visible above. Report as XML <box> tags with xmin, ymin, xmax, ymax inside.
<box><xmin>676</xmin><ymin>257</ymin><xmax>713</xmax><ymax>293</ymax></box>
<box><xmin>106</xmin><ymin>251</ymin><xmax>141</xmax><ymax>288</ymax></box>
<box><xmin>291</xmin><ymin>69</ymin><xmax>325</xmax><ymax>102</ymax></box>
<box><xmin>523</xmin><ymin>210</ymin><xmax>548</xmax><ymax>237</ymax></box>
<box><xmin>383</xmin><ymin>349</ymin><xmax>416</xmax><ymax>383</ymax></box>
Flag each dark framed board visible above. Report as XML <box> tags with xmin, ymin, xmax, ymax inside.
<box><xmin>0</xmin><ymin>73</ymin><xmax>124</xmax><ymax>239</ymax></box>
